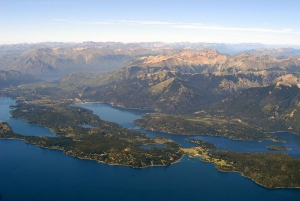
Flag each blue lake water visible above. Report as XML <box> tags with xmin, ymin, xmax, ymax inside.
<box><xmin>1</xmin><ymin>98</ymin><xmax>300</xmax><ymax>200</ymax></box>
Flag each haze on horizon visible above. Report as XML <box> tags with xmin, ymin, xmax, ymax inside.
<box><xmin>1</xmin><ymin>0</ymin><xmax>300</xmax><ymax>45</ymax></box>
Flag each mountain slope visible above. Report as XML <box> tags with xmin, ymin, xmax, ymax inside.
<box><xmin>0</xmin><ymin>47</ymin><xmax>133</xmax><ymax>79</ymax></box>
<box><xmin>209</xmin><ymin>82</ymin><xmax>300</xmax><ymax>132</ymax></box>
<box><xmin>79</xmin><ymin>71</ymin><xmax>297</xmax><ymax>114</ymax></box>
<box><xmin>0</xmin><ymin>70</ymin><xmax>42</xmax><ymax>88</ymax></box>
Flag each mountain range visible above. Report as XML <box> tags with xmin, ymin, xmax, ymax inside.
<box><xmin>1</xmin><ymin>42</ymin><xmax>300</xmax><ymax>79</ymax></box>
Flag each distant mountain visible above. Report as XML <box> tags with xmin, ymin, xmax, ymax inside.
<box><xmin>4</xmin><ymin>41</ymin><xmax>298</xmax><ymax>56</ymax></box>
<box><xmin>244</xmin><ymin>48</ymin><xmax>300</xmax><ymax>59</ymax></box>
<box><xmin>168</xmin><ymin>42</ymin><xmax>267</xmax><ymax>55</ymax></box>
<box><xmin>0</xmin><ymin>42</ymin><xmax>177</xmax><ymax>79</ymax></box>
<box><xmin>1</xmin><ymin>42</ymin><xmax>300</xmax><ymax>79</ymax></box>
<box><xmin>0</xmin><ymin>42</ymin><xmax>74</xmax><ymax>55</ymax></box>
<box><xmin>10</xmin><ymin>47</ymin><xmax>134</xmax><ymax>79</ymax></box>
<box><xmin>222</xmin><ymin>53</ymin><xmax>300</xmax><ymax>73</ymax></box>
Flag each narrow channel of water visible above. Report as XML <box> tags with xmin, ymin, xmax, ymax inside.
<box><xmin>75</xmin><ymin>102</ymin><xmax>300</xmax><ymax>158</ymax></box>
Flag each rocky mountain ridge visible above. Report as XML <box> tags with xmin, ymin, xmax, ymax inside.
<box><xmin>107</xmin><ymin>49</ymin><xmax>300</xmax><ymax>83</ymax></box>
<box><xmin>77</xmin><ymin>70</ymin><xmax>300</xmax><ymax>114</ymax></box>
<box><xmin>1</xmin><ymin>42</ymin><xmax>300</xmax><ymax>79</ymax></box>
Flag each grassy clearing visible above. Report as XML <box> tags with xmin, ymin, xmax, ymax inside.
<box><xmin>181</xmin><ymin>147</ymin><xmax>200</xmax><ymax>156</ymax></box>
<box><xmin>212</xmin><ymin>158</ymin><xmax>232</xmax><ymax>167</ymax></box>
<box><xmin>154</xmin><ymin>137</ymin><xmax>173</xmax><ymax>144</ymax></box>
<box><xmin>185</xmin><ymin>116</ymin><xmax>227</xmax><ymax>125</ymax></box>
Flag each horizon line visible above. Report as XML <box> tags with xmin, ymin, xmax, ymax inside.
<box><xmin>1</xmin><ymin>41</ymin><xmax>300</xmax><ymax>47</ymax></box>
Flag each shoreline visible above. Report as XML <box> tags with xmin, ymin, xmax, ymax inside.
<box><xmin>133</xmin><ymin>125</ymin><xmax>284</xmax><ymax>142</ymax></box>
<box><xmin>194</xmin><ymin>153</ymin><xmax>300</xmax><ymax>190</ymax></box>
<box><xmin>2</xmin><ymin>136</ymin><xmax>300</xmax><ymax>189</ymax></box>
<box><xmin>75</xmin><ymin>101</ymin><xmax>153</xmax><ymax>112</ymax></box>
<box><xmin>0</xmin><ymin>136</ymin><xmax>184</xmax><ymax>169</ymax></box>
<box><xmin>215</xmin><ymin>167</ymin><xmax>300</xmax><ymax>190</ymax></box>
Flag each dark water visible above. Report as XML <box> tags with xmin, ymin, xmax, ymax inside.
<box><xmin>1</xmin><ymin>99</ymin><xmax>300</xmax><ymax>200</ymax></box>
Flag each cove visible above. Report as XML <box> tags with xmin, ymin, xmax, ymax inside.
<box><xmin>0</xmin><ymin>97</ymin><xmax>56</xmax><ymax>137</ymax></box>
<box><xmin>1</xmin><ymin>98</ymin><xmax>300</xmax><ymax>200</ymax></box>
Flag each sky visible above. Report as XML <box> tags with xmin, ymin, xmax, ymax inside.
<box><xmin>1</xmin><ymin>0</ymin><xmax>300</xmax><ymax>45</ymax></box>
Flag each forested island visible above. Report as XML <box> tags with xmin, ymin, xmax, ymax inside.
<box><xmin>266</xmin><ymin>145</ymin><xmax>291</xmax><ymax>151</ymax></box>
<box><xmin>185</xmin><ymin>139</ymin><xmax>216</xmax><ymax>150</ymax></box>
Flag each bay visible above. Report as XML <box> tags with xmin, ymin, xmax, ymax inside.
<box><xmin>0</xmin><ymin>98</ymin><xmax>300</xmax><ymax>200</ymax></box>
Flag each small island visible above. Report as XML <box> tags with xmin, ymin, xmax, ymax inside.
<box><xmin>267</xmin><ymin>145</ymin><xmax>291</xmax><ymax>151</ymax></box>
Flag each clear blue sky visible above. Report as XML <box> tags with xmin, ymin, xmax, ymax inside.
<box><xmin>1</xmin><ymin>0</ymin><xmax>300</xmax><ymax>45</ymax></box>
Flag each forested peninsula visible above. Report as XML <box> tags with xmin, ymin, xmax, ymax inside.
<box><xmin>0</xmin><ymin>102</ymin><xmax>183</xmax><ymax>168</ymax></box>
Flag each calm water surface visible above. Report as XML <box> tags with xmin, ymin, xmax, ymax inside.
<box><xmin>1</xmin><ymin>99</ymin><xmax>300</xmax><ymax>200</ymax></box>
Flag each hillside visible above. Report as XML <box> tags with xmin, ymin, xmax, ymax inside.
<box><xmin>79</xmin><ymin>71</ymin><xmax>295</xmax><ymax>114</ymax></box>
<box><xmin>209</xmin><ymin>81</ymin><xmax>300</xmax><ymax>132</ymax></box>
<box><xmin>0</xmin><ymin>70</ymin><xmax>42</xmax><ymax>88</ymax></box>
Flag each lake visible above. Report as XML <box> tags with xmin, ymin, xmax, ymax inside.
<box><xmin>1</xmin><ymin>98</ymin><xmax>300</xmax><ymax>200</ymax></box>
